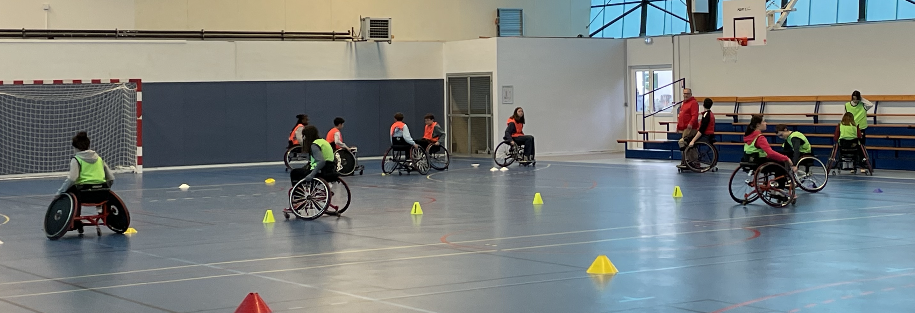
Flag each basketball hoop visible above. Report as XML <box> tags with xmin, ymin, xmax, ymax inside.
<box><xmin>717</xmin><ymin>37</ymin><xmax>748</xmax><ymax>63</ymax></box>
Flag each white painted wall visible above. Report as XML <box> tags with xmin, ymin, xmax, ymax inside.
<box><xmin>0</xmin><ymin>0</ymin><xmax>135</xmax><ymax>29</ymax></box>
<box><xmin>495</xmin><ymin>37</ymin><xmax>627</xmax><ymax>155</ymax></box>
<box><xmin>2</xmin><ymin>0</ymin><xmax>590</xmax><ymax>41</ymax></box>
<box><xmin>0</xmin><ymin>40</ymin><xmax>442</xmax><ymax>82</ymax></box>
<box><xmin>443</xmin><ymin>38</ymin><xmax>497</xmax><ymax>74</ymax></box>
<box><xmin>134</xmin><ymin>0</ymin><xmax>590</xmax><ymax>41</ymax></box>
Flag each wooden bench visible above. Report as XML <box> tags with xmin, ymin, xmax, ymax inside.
<box><xmin>732</xmin><ymin>122</ymin><xmax>915</xmax><ymax>128</ymax></box>
<box><xmin>703</xmin><ymin>94</ymin><xmax>915</xmax><ymax>124</ymax></box>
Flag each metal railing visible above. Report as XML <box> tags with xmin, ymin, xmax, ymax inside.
<box><xmin>640</xmin><ymin>78</ymin><xmax>686</xmax><ymax>140</ymax></box>
<box><xmin>0</xmin><ymin>28</ymin><xmax>354</xmax><ymax>41</ymax></box>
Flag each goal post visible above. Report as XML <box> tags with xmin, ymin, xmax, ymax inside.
<box><xmin>0</xmin><ymin>79</ymin><xmax>142</xmax><ymax>178</ymax></box>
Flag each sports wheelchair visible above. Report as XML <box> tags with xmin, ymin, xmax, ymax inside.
<box><xmin>493</xmin><ymin>140</ymin><xmax>535</xmax><ymax>168</ymax></box>
<box><xmin>283</xmin><ymin>166</ymin><xmax>351</xmax><ymax>220</ymax></box>
<box><xmin>678</xmin><ymin>141</ymin><xmax>719</xmax><ymax>173</ymax></box>
<box><xmin>44</xmin><ymin>184</ymin><xmax>130</xmax><ymax>240</ymax></box>
<box><xmin>382</xmin><ymin>141</ymin><xmax>430</xmax><ymax>175</ymax></box>
<box><xmin>826</xmin><ymin>139</ymin><xmax>873</xmax><ymax>176</ymax></box>
<box><xmin>284</xmin><ymin>145</ymin><xmax>308</xmax><ymax>171</ymax></box>
<box><xmin>425</xmin><ymin>144</ymin><xmax>451</xmax><ymax>171</ymax></box>
<box><xmin>728</xmin><ymin>153</ymin><xmax>829</xmax><ymax>208</ymax></box>
<box><xmin>334</xmin><ymin>147</ymin><xmax>365</xmax><ymax>176</ymax></box>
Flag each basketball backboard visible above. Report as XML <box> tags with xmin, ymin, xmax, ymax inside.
<box><xmin>722</xmin><ymin>0</ymin><xmax>767</xmax><ymax>46</ymax></box>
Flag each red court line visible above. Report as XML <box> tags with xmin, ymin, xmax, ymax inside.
<box><xmin>711</xmin><ymin>272</ymin><xmax>915</xmax><ymax>313</ymax></box>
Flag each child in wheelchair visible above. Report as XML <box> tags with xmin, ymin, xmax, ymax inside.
<box><xmin>743</xmin><ymin>115</ymin><xmax>795</xmax><ymax>201</ymax></box>
<box><xmin>832</xmin><ymin>112</ymin><xmax>867</xmax><ymax>173</ymax></box>
<box><xmin>390</xmin><ymin>112</ymin><xmax>421</xmax><ymax>161</ymax></box>
<box><xmin>297</xmin><ymin>125</ymin><xmax>338</xmax><ymax>182</ymax></box>
<box><xmin>55</xmin><ymin>132</ymin><xmax>117</xmax><ymax>231</ymax></box>
<box><xmin>287</xmin><ymin>114</ymin><xmax>309</xmax><ymax>149</ymax></box>
<box><xmin>682</xmin><ymin>98</ymin><xmax>716</xmax><ymax>169</ymax></box>
<box><xmin>417</xmin><ymin>113</ymin><xmax>445</xmax><ymax>152</ymax></box>
<box><xmin>775</xmin><ymin>124</ymin><xmax>813</xmax><ymax>173</ymax></box>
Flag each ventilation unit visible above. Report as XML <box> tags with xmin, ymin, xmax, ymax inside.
<box><xmin>497</xmin><ymin>9</ymin><xmax>523</xmax><ymax>37</ymax></box>
<box><xmin>360</xmin><ymin>17</ymin><xmax>392</xmax><ymax>41</ymax></box>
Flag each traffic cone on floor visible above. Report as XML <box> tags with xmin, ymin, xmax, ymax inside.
<box><xmin>264</xmin><ymin>178</ymin><xmax>275</xmax><ymax>185</ymax></box>
<box><xmin>874</xmin><ymin>188</ymin><xmax>883</xmax><ymax>193</ymax></box>
<box><xmin>124</xmin><ymin>228</ymin><xmax>138</xmax><ymax>234</ymax></box>
<box><xmin>672</xmin><ymin>186</ymin><xmax>683</xmax><ymax>198</ymax></box>
<box><xmin>411</xmin><ymin>202</ymin><xmax>423</xmax><ymax>215</ymax></box>
<box><xmin>533</xmin><ymin>193</ymin><xmax>544</xmax><ymax>205</ymax></box>
<box><xmin>586</xmin><ymin>255</ymin><xmax>619</xmax><ymax>275</ymax></box>
<box><xmin>262</xmin><ymin>210</ymin><xmax>275</xmax><ymax>223</ymax></box>
<box><xmin>234</xmin><ymin>292</ymin><xmax>272</xmax><ymax>313</ymax></box>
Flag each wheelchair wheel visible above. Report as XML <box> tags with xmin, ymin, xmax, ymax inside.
<box><xmin>728</xmin><ymin>166</ymin><xmax>759</xmax><ymax>205</ymax></box>
<box><xmin>285</xmin><ymin>146</ymin><xmax>308</xmax><ymax>170</ymax></box>
<box><xmin>326</xmin><ymin>179</ymin><xmax>351</xmax><ymax>215</ymax></box>
<box><xmin>45</xmin><ymin>193</ymin><xmax>77</xmax><ymax>240</ymax></box>
<box><xmin>104</xmin><ymin>191</ymin><xmax>131</xmax><ymax>234</ymax></box>
<box><xmin>412</xmin><ymin>146</ymin><xmax>430</xmax><ymax>175</ymax></box>
<box><xmin>334</xmin><ymin>148</ymin><xmax>357</xmax><ymax>176</ymax></box>
<box><xmin>685</xmin><ymin>142</ymin><xmax>718</xmax><ymax>173</ymax></box>
<box><xmin>755</xmin><ymin>162</ymin><xmax>796</xmax><ymax>208</ymax></box>
<box><xmin>493</xmin><ymin>141</ymin><xmax>516</xmax><ymax>167</ymax></box>
<box><xmin>795</xmin><ymin>156</ymin><xmax>828</xmax><ymax>193</ymax></box>
<box><xmin>382</xmin><ymin>147</ymin><xmax>398</xmax><ymax>174</ymax></box>
<box><xmin>427</xmin><ymin>145</ymin><xmax>450</xmax><ymax>171</ymax></box>
<box><xmin>288</xmin><ymin>178</ymin><xmax>330</xmax><ymax>220</ymax></box>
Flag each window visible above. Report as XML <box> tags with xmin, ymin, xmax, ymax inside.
<box><xmin>591</xmin><ymin>0</ymin><xmax>915</xmax><ymax>39</ymax></box>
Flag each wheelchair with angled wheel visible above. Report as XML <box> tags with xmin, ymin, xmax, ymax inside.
<box><xmin>493</xmin><ymin>140</ymin><xmax>534</xmax><ymax>168</ymax></box>
<box><xmin>334</xmin><ymin>147</ymin><xmax>365</xmax><ymax>176</ymax></box>
<box><xmin>382</xmin><ymin>140</ymin><xmax>430</xmax><ymax>175</ymax></box>
<box><xmin>44</xmin><ymin>183</ymin><xmax>130</xmax><ymax>240</ymax></box>
<box><xmin>727</xmin><ymin>154</ymin><xmax>797</xmax><ymax>208</ymax></box>
<box><xmin>826</xmin><ymin>139</ymin><xmax>873</xmax><ymax>176</ymax></box>
<box><xmin>425</xmin><ymin>144</ymin><xmax>450</xmax><ymax>171</ymax></box>
<box><xmin>283</xmin><ymin>165</ymin><xmax>351</xmax><ymax>220</ymax></box>
<box><xmin>679</xmin><ymin>139</ymin><xmax>719</xmax><ymax>173</ymax></box>
<box><xmin>284</xmin><ymin>145</ymin><xmax>308</xmax><ymax>171</ymax></box>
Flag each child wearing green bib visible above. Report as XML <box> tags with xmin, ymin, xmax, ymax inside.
<box><xmin>57</xmin><ymin>132</ymin><xmax>115</xmax><ymax>195</ymax></box>
<box><xmin>299</xmin><ymin>125</ymin><xmax>337</xmax><ymax>182</ymax></box>
<box><xmin>775</xmin><ymin>125</ymin><xmax>812</xmax><ymax>173</ymax></box>
<box><xmin>833</xmin><ymin>112</ymin><xmax>865</xmax><ymax>172</ymax></box>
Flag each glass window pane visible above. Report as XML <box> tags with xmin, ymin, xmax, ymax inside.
<box><xmin>837</xmin><ymin>0</ymin><xmax>859</xmax><ymax>23</ymax></box>
<box><xmin>589</xmin><ymin>2</ymin><xmax>604</xmax><ymax>37</ymax></box>
<box><xmin>653</xmin><ymin>70</ymin><xmax>674</xmax><ymax>113</ymax></box>
<box><xmin>623</xmin><ymin>3</ymin><xmax>642</xmax><ymax>37</ymax></box>
<box><xmin>900</xmin><ymin>0</ymin><xmax>915</xmax><ymax>19</ymax></box>
<box><xmin>646</xmin><ymin>3</ymin><xmax>665</xmax><ymax>36</ymax></box>
<box><xmin>666</xmin><ymin>0</ymin><xmax>688</xmax><ymax>34</ymax></box>
<box><xmin>810</xmin><ymin>0</ymin><xmax>839</xmax><ymax>25</ymax></box>
<box><xmin>788</xmin><ymin>0</ymin><xmax>812</xmax><ymax>26</ymax></box>
<box><xmin>866</xmin><ymin>0</ymin><xmax>897</xmax><ymax>21</ymax></box>
<box><xmin>635</xmin><ymin>71</ymin><xmax>647</xmax><ymax>112</ymax></box>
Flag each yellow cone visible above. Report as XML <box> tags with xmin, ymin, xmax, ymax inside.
<box><xmin>586</xmin><ymin>255</ymin><xmax>619</xmax><ymax>275</ymax></box>
<box><xmin>124</xmin><ymin>228</ymin><xmax>138</xmax><ymax>234</ymax></box>
<box><xmin>263</xmin><ymin>209</ymin><xmax>276</xmax><ymax>223</ymax></box>
<box><xmin>411</xmin><ymin>202</ymin><xmax>423</xmax><ymax>215</ymax></box>
<box><xmin>672</xmin><ymin>186</ymin><xmax>683</xmax><ymax>198</ymax></box>
<box><xmin>533</xmin><ymin>193</ymin><xmax>544</xmax><ymax>205</ymax></box>
<box><xmin>265</xmin><ymin>178</ymin><xmax>276</xmax><ymax>185</ymax></box>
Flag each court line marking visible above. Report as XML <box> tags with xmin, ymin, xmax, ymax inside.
<box><xmin>0</xmin><ymin>213</ymin><xmax>8</xmax><ymax>225</ymax></box>
<box><xmin>1</xmin><ymin>211</ymin><xmax>909</xmax><ymax>300</ymax></box>
<box><xmin>1</xmin><ymin>203</ymin><xmax>911</xmax><ymax>288</ymax></box>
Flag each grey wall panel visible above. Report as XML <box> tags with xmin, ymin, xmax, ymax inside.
<box><xmin>142</xmin><ymin>84</ymin><xmax>187</xmax><ymax>167</ymax></box>
<box><xmin>340</xmin><ymin>81</ymin><xmax>381</xmax><ymax>156</ymax></box>
<box><xmin>142</xmin><ymin>79</ymin><xmax>443</xmax><ymax>167</ymax></box>
<box><xmin>225</xmin><ymin>83</ymin><xmax>269</xmax><ymax>163</ymax></box>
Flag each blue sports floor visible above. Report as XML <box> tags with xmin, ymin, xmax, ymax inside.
<box><xmin>1</xmin><ymin>156</ymin><xmax>914</xmax><ymax>312</ymax></box>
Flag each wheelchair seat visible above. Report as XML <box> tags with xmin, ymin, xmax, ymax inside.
<box><xmin>75</xmin><ymin>183</ymin><xmax>111</xmax><ymax>205</ymax></box>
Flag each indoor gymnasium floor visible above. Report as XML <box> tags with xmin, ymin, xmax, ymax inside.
<box><xmin>1</xmin><ymin>157</ymin><xmax>915</xmax><ymax>313</ymax></box>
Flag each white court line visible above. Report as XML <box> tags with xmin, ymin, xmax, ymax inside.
<box><xmin>1</xmin><ymin>211</ymin><xmax>909</xmax><ymax>300</ymax></box>
<box><xmin>1</xmin><ymin>203</ymin><xmax>911</xmax><ymax>288</ymax></box>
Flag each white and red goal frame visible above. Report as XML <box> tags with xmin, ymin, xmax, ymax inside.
<box><xmin>0</xmin><ymin>78</ymin><xmax>143</xmax><ymax>173</ymax></box>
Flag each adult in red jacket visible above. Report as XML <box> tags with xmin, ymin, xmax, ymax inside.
<box><xmin>676</xmin><ymin>88</ymin><xmax>700</xmax><ymax>167</ymax></box>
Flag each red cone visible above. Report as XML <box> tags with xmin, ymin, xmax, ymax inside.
<box><xmin>234</xmin><ymin>292</ymin><xmax>272</xmax><ymax>313</ymax></box>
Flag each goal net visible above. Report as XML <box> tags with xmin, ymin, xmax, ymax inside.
<box><xmin>0</xmin><ymin>81</ymin><xmax>139</xmax><ymax>177</ymax></box>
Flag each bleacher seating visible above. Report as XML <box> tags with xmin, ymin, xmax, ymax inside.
<box><xmin>619</xmin><ymin>95</ymin><xmax>915</xmax><ymax>171</ymax></box>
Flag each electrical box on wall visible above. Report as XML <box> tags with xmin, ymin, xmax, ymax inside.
<box><xmin>360</xmin><ymin>17</ymin><xmax>392</xmax><ymax>41</ymax></box>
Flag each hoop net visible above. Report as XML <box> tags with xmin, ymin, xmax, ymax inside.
<box><xmin>717</xmin><ymin>37</ymin><xmax>747</xmax><ymax>63</ymax></box>
<box><xmin>0</xmin><ymin>82</ymin><xmax>138</xmax><ymax>176</ymax></box>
